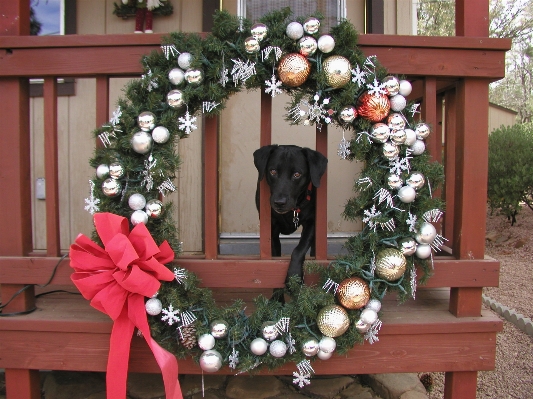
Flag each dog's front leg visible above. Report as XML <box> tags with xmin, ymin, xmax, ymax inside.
<box><xmin>286</xmin><ymin>221</ymin><xmax>315</xmax><ymax>283</ymax></box>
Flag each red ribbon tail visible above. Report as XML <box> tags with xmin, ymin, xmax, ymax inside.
<box><xmin>107</xmin><ymin>308</ymin><xmax>135</xmax><ymax>399</ymax></box>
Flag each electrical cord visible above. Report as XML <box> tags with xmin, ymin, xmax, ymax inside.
<box><xmin>0</xmin><ymin>253</ymin><xmax>80</xmax><ymax>317</ymax></box>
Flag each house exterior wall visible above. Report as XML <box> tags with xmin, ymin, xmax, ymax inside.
<box><xmin>488</xmin><ymin>103</ymin><xmax>517</xmax><ymax>133</ymax></box>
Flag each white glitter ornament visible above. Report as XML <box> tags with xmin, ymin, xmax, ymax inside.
<box><xmin>177</xmin><ymin>52</ymin><xmax>193</xmax><ymax>70</ymax></box>
<box><xmin>398</xmin><ymin>185</ymin><xmax>417</xmax><ymax>203</ymax></box>
<box><xmin>416</xmin><ymin>222</ymin><xmax>437</xmax><ymax>244</ymax></box>
<box><xmin>145</xmin><ymin>297</ymin><xmax>162</xmax><ymax>315</ymax></box>
<box><xmin>96</xmin><ymin>164</ymin><xmax>110</xmax><ymax>179</ymax></box>
<box><xmin>318</xmin><ymin>337</ymin><xmax>336</xmax><ymax>353</ymax></box>
<box><xmin>198</xmin><ymin>333</ymin><xmax>216</xmax><ymax>350</ymax></box>
<box><xmin>152</xmin><ymin>126</ymin><xmax>170</xmax><ymax>144</ymax></box>
<box><xmin>301</xmin><ymin>339</ymin><xmax>320</xmax><ymax>357</ymax></box>
<box><xmin>199</xmin><ymin>350</ymin><xmax>223</xmax><ymax>373</ymax></box>
<box><xmin>399</xmin><ymin>79</ymin><xmax>413</xmax><ymax>96</ymax></box>
<box><xmin>269</xmin><ymin>340</ymin><xmax>287</xmax><ymax>358</ymax></box>
<box><xmin>390</xmin><ymin>94</ymin><xmax>407</xmax><ymax>112</ymax></box>
<box><xmin>317</xmin><ymin>34</ymin><xmax>335</xmax><ymax>53</ymax></box>
<box><xmin>360</xmin><ymin>308</ymin><xmax>378</xmax><ymax>325</ymax></box>
<box><xmin>416</xmin><ymin>243</ymin><xmax>432</xmax><ymax>259</ymax></box>
<box><xmin>404</xmin><ymin>129</ymin><xmax>417</xmax><ymax>146</ymax></box>
<box><xmin>130</xmin><ymin>210</ymin><xmax>148</xmax><ymax>226</ymax></box>
<box><xmin>250</xmin><ymin>337</ymin><xmax>269</xmax><ymax>356</ymax></box>
<box><xmin>366</xmin><ymin>299</ymin><xmax>382</xmax><ymax>313</ymax></box>
<box><xmin>168</xmin><ymin>68</ymin><xmax>185</xmax><ymax>85</ymax></box>
<box><xmin>128</xmin><ymin>193</ymin><xmax>147</xmax><ymax>210</ymax></box>
<box><xmin>286</xmin><ymin>21</ymin><xmax>304</xmax><ymax>40</ymax></box>
<box><xmin>410</xmin><ymin>140</ymin><xmax>426</xmax><ymax>156</ymax></box>
<box><xmin>317</xmin><ymin>350</ymin><xmax>332</xmax><ymax>360</ymax></box>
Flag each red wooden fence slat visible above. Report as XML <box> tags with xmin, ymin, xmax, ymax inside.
<box><xmin>315</xmin><ymin>124</ymin><xmax>328</xmax><ymax>260</ymax></box>
<box><xmin>203</xmin><ymin>115</ymin><xmax>219</xmax><ymax>259</ymax></box>
<box><xmin>259</xmin><ymin>91</ymin><xmax>272</xmax><ymax>259</ymax></box>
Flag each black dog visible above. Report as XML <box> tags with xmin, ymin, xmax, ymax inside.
<box><xmin>253</xmin><ymin>145</ymin><xmax>328</xmax><ymax>285</ymax></box>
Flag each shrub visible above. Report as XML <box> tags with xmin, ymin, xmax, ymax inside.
<box><xmin>488</xmin><ymin>123</ymin><xmax>533</xmax><ymax>225</ymax></box>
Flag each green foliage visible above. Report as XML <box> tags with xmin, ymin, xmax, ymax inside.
<box><xmin>488</xmin><ymin>123</ymin><xmax>533</xmax><ymax>224</ymax></box>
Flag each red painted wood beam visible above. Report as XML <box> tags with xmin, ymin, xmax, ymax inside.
<box><xmin>259</xmin><ymin>91</ymin><xmax>272</xmax><ymax>259</ymax></box>
<box><xmin>203</xmin><ymin>115</ymin><xmax>219</xmax><ymax>259</ymax></box>
<box><xmin>315</xmin><ymin>124</ymin><xmax>328</xmax><ymax>260</ymax></box>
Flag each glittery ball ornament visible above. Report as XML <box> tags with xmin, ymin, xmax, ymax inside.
<box><xmin>339</xmin><ymin>106</ymin><xmax>357</xmax><ymax>124</ymax></box>
<box><xmin>131</xmin><ymin>131</ymin><xmax>153</xmax><ymax>154</ymax></box>
<box><xmin>390</xmin><ymin>94</ymin><xmax>407</xmax><ymax>112</ymax></box>
<box><xmin>177</xmin><ymin>52</ymin><xmax>192</xmax><ymax>70</ymax></box>
<box><xmin>301</xmin><ymin>339</ymin><xmax>320</xmax><ymax>356</ymax></box>
<box><xmin>375</xmin><ymin>248</ymin><xmax>407</xmax><ymax>281</ymax></box>
<box><xmin>357</xmin><ymin>92</ymin><xmax>391</xmax><ymax>122</ymax></box>
<box><xmin>102</xmin><ymin>178</ymin><xmax>121</xmax><ymax>197</ymax></box>
<box><xmin>269</xmin><ymin>340</ymin><xmax>287</xmax><ymax>358</ymax></box>
<box><xmin>319</xmin><ymin>336</ymin><xmax>336</xmax><ymax>353</ymax></box>
<box><xmin>137</xmin><ymin>111</ymin><xmax>156</xmax><ymax>132</ymax></box>
<box><xmin>199</xmin><ymin>350</ymin><xmax>223</xmax><ymax>373</ymax></box>
<box><xmin>130</xmin><ymin>210</ymin><xmax>148</xmax><ymax>226</ymax></box>
<box><xmin>198</xmin><ymin>333</ymin><xmax>216</xmax><ymax>350</ymax></box>
<box><xmin>286</xmin><ymin>21</ymin><xmax>304</xmax><ymax>40</ymax></box>
<box><xmin>168</xmin><ymin>68</ymin><xmax>185</xmax><ymax>85</ymax></box>
<box><xmin>298</xmin><ymin>36</ymin><xmax>318</xmax><ymax>57</ymax></box>
<box><xmin>317</xmin><ymin>305</ymin><xmax>350</xmax><ymax>338</ymax></box>
<box><xmin>317</xmin><ymin>350</ymin><xmax>332</xmax><ymax>360</ymax></box>
<box><xmin>336</xmin><ymin>277</ymin><xmax>370</xmax><ymax>309</ymax></box>
<box><xmin>360</xmin><ymin>308</ymin><xmax>378</xmax><ymax>325</ymax></box>
<box><xmin>152</xmin><ymin>126</ymin><xmax>170</xmax><ymax>144</ymax></box>
<box><xmin>184</xmin><ymin>68</ymin><xmax>203</xmax><ymax>84</ymax></box>
<box><xmin>167</xmin><ymin>89</ymin><xmax>184</xmax><ymax>108</ymax></box>
<box><xmin>398</xmin><ymin>185</ymin><xmax>417</xmax><ymax>203</ymax></box>
<box><xmin>410</xmin><ymin>139</ymin><xmax>426</xmax><ymax>156</ymax></box>
<box><xmin>366</xmin><ymin>299</ymin><xmax>382</xmax><ymax>313</ymax></box>
<box><xmin>303</xmin><ymin>17</ymin><xmax>320</xmax><ymax>34</ymax></box>
<box><xmin>210</xmin><ymin>319</ymin><xmax>229</xmax><ymax>339</ymax></box>
<box><xmin>399</xmin><ymin>79</ymin><xmax>413</xmax><ymax>96</ymax></box>
<box><xmin>382</xmin><ymin>75</ymin><xmax>400</xmax><ymax>96</ymax></box>
<box><xmin>128</xmin><ymin>193</ymin><xmax>147</xmax><ymax>210</ymax></box>
<box><xmin>277</xmin><ymin>53</ymin><xmax>311</xmax><ymax>87</ymax></box>
<box><xmin>244</xmin><ymin>36</ymin><xmax>260</xmax><ymax>53</ymax></box>
<box><xmin>251</xmin><ymin>23</ymin><xmax>268</xmax><ymax>41</ymax></box>
<box><xmin>322</xmin><ymin>55</ymin><xmax>352</xmax><ymax>88</ymax></box>
<box><xmin>145</xmin><ymin>199</ymin><xmax>164</xmax><ymax>218</ymax></box>
<box><xmin>96</xmin><ymin>164</ymin><xmax>109</xmax><ymax>179</ymax></box>
<box><xmin>250</xmin><ymin>337</ymin><xmax>268</xmax><ymax>355</ymax></box>
<box><xmin>404</xmin><ymin>129</ymin><xmax>417</xmax><ymax>146</ymax></box>
<box><xmin>317</xmin><ymin>34</ymin><xmax>335</xmax><ymax>53</ymax></box>
<box><xmin>145</xmin><ymin>297</ymin><xmax>162</xmax><ymax>316</ymax></box>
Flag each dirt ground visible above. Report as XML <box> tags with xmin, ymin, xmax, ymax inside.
<box><xmin>427</xmin><ymin>207</ymin><xmax>533</xmax><ymax>399</ymax></box>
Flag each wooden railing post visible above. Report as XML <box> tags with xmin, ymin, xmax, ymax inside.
<box><xmin>259</xmin><ymin>91</ymin><xmax>272</xmax><ymax>260</ymax></box>
<box><xmin>204</xmin><ymin>115</ymin><xmax>219</xmax><ymax>259</ymax></box>
<box><xmin>314</xmin><ymin>124</ymin><xmax>328</xmax><ymax>260</ymax></box>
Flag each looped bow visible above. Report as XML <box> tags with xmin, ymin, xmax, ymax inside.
<box><xmin>70</xmin><ymin>212</ymin><xmax>182</xmax><ymax>399</ymax></box>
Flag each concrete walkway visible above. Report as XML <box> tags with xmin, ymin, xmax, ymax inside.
<box><xmin>0</xmin><ymin>371</ymin><xmax>428</xmax><ymax>399</ymax></box>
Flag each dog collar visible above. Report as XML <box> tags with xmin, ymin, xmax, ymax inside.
<box><xmin>292</xmin><ymin>182</ymin><xmax>313</xmax><ymax>228</ymax></box>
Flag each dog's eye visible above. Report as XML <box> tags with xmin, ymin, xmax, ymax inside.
<box><xmin>269</xmin><ymin>169</ymin><xmax>277</xmax><ymax>176</ymax></box>
<box><xmin>293</xmin><ymin>172</ymin><xmax>301</xmax><ymax>179</ymax></box>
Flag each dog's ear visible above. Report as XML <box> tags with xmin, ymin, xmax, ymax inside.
<box><xmin>302</xmin><ymin>148</ymin><xmax>328</xmax><ymax>187</ymax></box>
<box><xmin>253</xmin><ymin>145</ymin><xmax>278</xmax><ymax>181</ymax></box>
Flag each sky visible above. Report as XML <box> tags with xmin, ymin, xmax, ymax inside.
<box><xmin>32</xmin><ymin>0</ymin><xmax>61</xmax><ymax>35</ymax></box>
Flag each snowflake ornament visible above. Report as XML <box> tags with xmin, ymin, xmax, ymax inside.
<box><xmin>364</xmin><ymin>319</ymin><xmax>382</xmax><ymax>344</ymax></box>
<box><xmin>161</xmin><ymin>304</ymin><xmax>180</xmax><ymax>326</ymax></box>
<box><xmin>389</xmin><ymin>156</ymin><xmax>411</xmax><ymax>175</ymax></box>
<box><xmin>292</xmin><ymin>372</ymin><xmax>311</xmax><ymax>388</ymax></box>
<box><xmin>178</xmin><ymin>111</ymin><xmax>198</xmax><ymax>135</ymax></box>
<box><xmin>141</xmin><ymin>69</ymin><xmax>158</xmax><ymax>92</ymax></box>
<box><xmin>362</xmin><ymin>205</ymin><xmax>382</xmax><ymax>231</ymax></box>
<box><xmin>141</xmin><ymin>155</ymin><xmax>157</xmax><ymax>191</ymax></box>
<box><xmin>286</xmin><ymin>333</ymin><xmax>296</xmax><ymax>354</ymax></box>
<box><xmin>366</xmin><ymin>78</ymin><xmax>387</xmax><ymax>96</ymax></box>
<box><xmin>109</xmin><ymin>106</ymin><xmax>122</xmax><ymax>126</ymax></box>
<box><xmin>337</xmin><ymin>132</ymin><xmax>351</xmax><ymax>160</ymax></box>
<box><xmin>264</xmin><ymin>74</ymin><xmax>283</xmax><ymax>97</ymax></box>
<box><xmin>306</xmin><ymin>94</ymin><xmax>331</xmax><ymax>124</ymax></box>
<box><xmin>351</xmin><ymin>64</ymin><xmax>368</xmax><ymax>86</ymax></box>
<box><xmin>84</xmin><ymin>180</ymin><xmax>100</xmax><ymax>215</ymax></box>
<box><xmin>406</xmin><ymin>212</ymin><xmax>417</xmax><ymax>232</ymax></box>
<box><xmin>228</xmin><ymin>347</ymin><xmax>240</xmax><ymax>369</ymax></box>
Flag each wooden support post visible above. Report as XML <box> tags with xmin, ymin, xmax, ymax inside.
<box><xmin>43</xmin><ymin>77</ymin><xmax>61</xmax><ymax>257</ymax></box>
<box><xmin>95</xmin><ymin>76</ymin><xmax>110</xmax><ymax>143</ymax></box>
<box><xmin>204</xmin><ymin>115</ymin><xmax>219</xmax><ymax>259</ymax></box>
<box><xmin>443</xmin><ymin>89</ymin><xmax>457</xmax><ymax>244</ymax></box>
<box><xmin>422</xmin><ymin>77</ymin><xmax>438</xmax><ymax>162</ymax></box>
<box><xmin>5</xmin><ymin>369</ymin><xmax>41</xmax><ymax>399</ymax></box>
<box><xmin>259</xmin><ymin>91</ymin><xmax>272</xmax><ymax>259</ymax></box>
<box><xmin>314</xmin><ymin>124</ymin><xmax>328</xmax><ymax>260</ymax></box>
<box><xmin>444</xmin><ymin>371</ymin><xmax>478</xmax><ymax>399</ymax></box>
<box><xmin>456</xmin><ymin>0</ymin><xmax>489</xmax><ymax>37</ymax></box>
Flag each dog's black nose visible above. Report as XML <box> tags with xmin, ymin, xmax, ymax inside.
<box><xmin>274</xmin><ymin>197</ymin><xmax>287</xmax><ymax>206</ymax></box>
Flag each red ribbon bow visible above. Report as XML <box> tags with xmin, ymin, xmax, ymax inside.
<box><xmin>69</xmin><ymin>212</ymin><xmax>182</xmax><ymax>399</ymax></box>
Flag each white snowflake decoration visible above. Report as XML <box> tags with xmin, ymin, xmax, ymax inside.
<box><xmin>161</xmin><ymin>44</ymin><xmax>178</xmax><ymax>60</ymax></box>
<box><xmin>264</xmin><ymin>74</ymin><xmax>283</xmax><ymax>98</ymax></box>
<box><xmin>228</xmin><ymin>347</ymin><xmax>239</xmax><ymax>369</ymax></box>
<box><xmin>161</xmin><ymin>304</ymin><xmax>180</xmax><ymax>326</ymax></box>
<box><xmin>306</xmin><ymin>94</ymin><xmax>331</xmax><ymax>124</ymax></box>
<box><xmin>389</xmin><ymin>156</ymin><xmax>411</xmax><ymax>175</ymax></box>
<box><xmin>406</xmin><ymin>212</ymin><xmax>417</xmax><ymax>232</ymax></box>
<box><xmin>178</xmin><ymin>111</ymin><xmax>198</xmax><ymax>135</ymax></box>
<box><xmin>84</xmin><ymin>180</ymin><xmax>100</xmax><ymax>215</ymax></box>
<box><xmin>157</xmin><ymin>178</ymin><xmax>176</xmax><ymax>197</ymax></box>
<box><xmin>362</xmin><ymin>205</ymin><xmax>381</xmax><ymax>231</ymax></box>
<box><xmin>219</xmin><ymin>66</ymin><xmax>229</xmax><ymax>87</ymax></box>
<box><xmin>292</xmin><ymin>372</ymin><xmax>311</xmax><ymax>388</ymax></box>
<box><xmin>109</xmin><ymin>106</ymin><xmax>122</xmax><ymax>126</ymax></box>
<box><xmin>337</xmin><ymin>134</ymin><xmax>351</xmax><ymax>160</ymax></box>
<box><xmin>286</xmin><ymin>333</ymin><xmax>296</xmax><ymax>354</ymax></box>
<box><xmin>231</xmin><ymin>59</ymin><xmax>256</xmax><ymax>86</ymax></box>
<box><xmin>366</xmin><ymin>78</ymin><xmax>387</xmax><ymax>96</ymax></box>
<box><xmin>351</xmin><ymin>64</ymin><xmax>368</xmax><ymax>86</ymax></box>
<box><xmin>141</xmin><ymin>69</ymin><xmax>159</xmax><ymax>92</ymax></box>
<box><xmin>141</xmin><ymin>155</ymin><xmax>157</xmax><ymax>191</ymax></box>
<box><xmin>364</xmin><ymin>319</ymin><xmax>382</xmax><ymax>344</ymax></box>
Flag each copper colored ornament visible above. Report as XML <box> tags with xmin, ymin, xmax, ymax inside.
<box><xmin>277</xmin><ymin>53</ymin><xmax>311</xmax><ymax>87</ymax></box>
<box><xmin>322</xmin><ymin>55</ymin><xmax>352</xmax><ymax>88</ymax></box>
<box><xmin>317</xmin><ymin>304</ymin><xmax>350</xmax><ymax>338</ymax></box>
<box><xmin>357</xmin><ymin>92</ymin><xmax>391</xmax><ymax>122</ymax></box>
<box><xmin>336</xmin><ymin>277</ymin><xmax>370</xmax><ymax>309</ymax></box>
<box><xmin>375</xmin><ymin>248</ymin><xmax>407</xmax><ymax>281</ymax></box>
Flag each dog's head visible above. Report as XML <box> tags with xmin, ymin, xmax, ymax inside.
<box><xmin>253</xmin><ymin>145</ymin><xmax>328</xmax><ymax>214</ymax></box>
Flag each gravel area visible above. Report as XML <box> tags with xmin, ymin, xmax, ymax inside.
<box><xmin>427</xmin><ymin>207</ymin><xmax>533</xmax><ymax>398</ymax></box>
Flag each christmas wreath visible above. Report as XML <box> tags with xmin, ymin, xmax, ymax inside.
<box><xmin>74</xmin><ymin>7</ymin><xmax>445</xmax><ymax>395</ymax></box>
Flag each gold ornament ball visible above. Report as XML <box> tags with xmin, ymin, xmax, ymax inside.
<box><xmin>277</xmin><ymin>53</ymin><xmax>311</xmax><ymax>87</ymax></box>
<box><xmin>375</xmin><ymin>248</ymin><xmax>407</xmax><ymax>281</ymax></box>
<box><xmin>322</xmin><ymin>55</ymin><xmax>352</xmax><ymax>89</ymax></box>
<box><xmin>337</xmin><ymin>277</ymin><xmax>371</xmax><ymax>310</ymax></box>
<box><xmin>357</xmin><ymin>92</ymin><xmax>391</xmax><ymax>122</ymax></box>
<box><xmin>317</xmin><ymin>304</ymin><xmax>350</xmax><ymax>338</ymax></box>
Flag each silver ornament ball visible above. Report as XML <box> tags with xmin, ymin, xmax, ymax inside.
<box><xmin>102</xmin><ymin>178</ymin><xmax>121</xmax><ymax>197</ymax></box>
<box><xmin>198</xmin><ymin>333</ymin><xmax>216</xmax><ymax>351</ymax></box>
<box><xmin>210</xmin><ymin>319</ymin><xmax>229</xmax><ymax>339</ymax></box>
<box><xmin>339</xmin><ymin>106</ymin><xmax>357</xmax><ymax>124</ymax></box>
<box><xmin>130</xmin><ymin>210</ymin><xmax>148</xmax><ymax>226</ymax></box>
<box><xmin>416</xmin><ymin>222</ymin><xmax>437</xmax><ymax>244</ymax></box>
<box><xmin>317</xmin><ymin>349</ymin><xmax>333</xmax><ymax>360</ymax></box>
<box><xmin>177</xmin><ymin>52</ymin><xmax>193</xmax><ymax>70</ymax></box>
<box><xmin>398</xmin><ymin>237</ymin><xmax>417</xmax><ymax>256</ymax></box>
<box><xmin>128</xmin><ymin>193</ymin><xmax>147</xmax><ymax>210</ymax></box>
<box><xmin>399</xmin><ymin>80</ymin><xmax>413</xmax><ymax>96</ymax></box>
<box><xmin>370</xmin><ymin>123</ymin><xmax>390</xmax><ymax>143</ymax></box>
<box><xmin>286</xmin><ymin>21</ymin><xmax>304</xmax><ymax>40</ymax></box>
<box><xmin>109</xmin><ymin>162</ymin><xmax>124</xmax><ymax>179</ymax></box>
<box><xmin>131</xmin><ymin>131</ymin><xmax>153</xmax><ymax>154</ymax></box>
<box><xmin>184</xmin><ymin>68</ymin><xmax>203</xmax><ymax>84</ymax></box>
<box><xmin>250</xmin><ymin>337</ymin><xmax>269</xmax><ymax>356</ymax></box>
<box><xmin>404</xmin><ymin>129</ymin><xmax>417</xmax><ymax>146</ymax></box>
<box><xmin>244</xmin><ymin>36</ymin><xmax>260</xmax><ymax>53</ymax></box>
<box><xmin>382</xmin><ymin>75</ymin><xmax>400</xmax><ymax>96</ymax></box>
<box><xmin>145</xmin><ymin>297</ymin><xmax>162</xmax><ymax>316</ymax></box>
<box><xmin>410</xmin><ymin>139</ymin><xmax>426</xmax><ymax>156</ymax></box>
<box><xmin>269</xmin><ymin>340</ymin><xmax>287</xmax><ymax>358</ymax></box>
<box><xmin>96</xmin><ymin>164</ymin><xmax>110</xmax><ymax>179</ymax></box>
<box><xmin>152</xmin><ymin>126</ymin><xmax>171</xmax><ymax>144</ymax></box>
<box><xmin>303</xmin><ymin>17</ymin><xmax>320</xmax><ymax>34</ymax></box>
<box><xmin>167</xmin><ymin>89</ymin><xmax>185</xmax><ymax>108</ymax></box>
<box><xmin>388</xmin><ymin>113</ymin><xmax>406</xmax><ymax>131</ymax></box>
<box><xmin>390</xmin><ymin>94</ymin><xmax>407</xmax><ymax>112</ymax></box>
<box><xmin>261</xmin><ymin>321</ymin><xmax>279</xmax><ymax>341</ymax></box>
<box><xmin>145</xmin><ymin>199</ymin><xmax>164</xmax><ymax>218</ymax></box>
<box><xmin>355</xmin><ymin>319</ymin><xmax>370</xmax><ymax>333</ymax></box>
<box><xmin>317</xmin><ymin>34</ymin><xmax>335</xmax><ymax>53</ymax></box>
<box><xmin>298</xmin><ymin>36</ymin><xmax>318</xmax><ymax>57</ymax></box>
<box><xmin>416</xmin><ymin>243</ymin><xmax>432</xmax><ymax>259</ymax></box>
<box><xmin>137</xmin><ymin>111</ymin><xmax>156</xmax><ymax>132</ymax></box>
<box><xmin>199</xmin><ymin>350</ymin><xmax>223</xmax><ymax>373</ymax></box>
<box><xmin>415</xmin><ymin>123</ymin><xmax>431</xmax><ymax>140</ymax></box>
<box><xmin>360</xmin><ymin>308</ymin><xmax>378</xmax><ymax>325</ymax></box>
<box><xmin>301</xmin><ymin>339</ymin><xmax>320</xmax><ymax>357</ymax></box>
<box><xmin>365</xmin><ymin>299</ymin><xmax>382</xmax><ymax>313</ymax></box>
<box><xmin>168</xmin><ymin>68</ymin><xmax>185</xmax><ymax>85</ymax></box>
<box><xmin>318</xmin><ymin>336</ymin><xmax>336</xmax><ymax>353</ymax></box>
<box><xmin>382</xmin><ymin>141</ymin><xmax>400</xmax><ymax>160</ymax></box>
<box><xmin>406</xmin><ymin>172</ymin><xmax>426</xmax><ymax>190</ymax></box>
<box><xmin>398</xmin><ymin>185</ymin><xmax>417</xmax><ymax>203</ymax></box>
<box><xmin>251</xmin><ymin>23</ymin><xmax>268</xmax><ymax>41</ymax></box>
<box><xmin>386</xmin><ymin>173</ymin><xmax>403</xmax><ymax>190</ymax></box>
<box><xmin>390</xmin><ymin>129</ymin><xmax>407</xmax><ymax>145</ymax></box>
